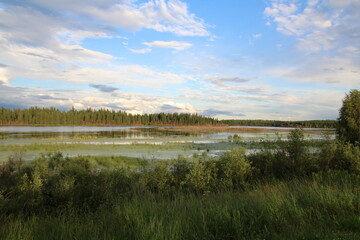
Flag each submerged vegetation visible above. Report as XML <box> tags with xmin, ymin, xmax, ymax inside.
<box><xmin>1</xmin><ymin>129</ymin><xmax>360</xmax><ymax>239</ymax></box>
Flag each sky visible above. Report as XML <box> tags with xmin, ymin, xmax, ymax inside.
<box><xmin>0</xmin><ymin>0</ymin><xmax>359</xmax><ymax>120</ymax></box>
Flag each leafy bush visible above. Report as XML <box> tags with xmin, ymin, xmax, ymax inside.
<box><xmin>217</xmin><ymin>148</ymin><xmax>251</xmax><ymax>189</ymax></box>
<box><xmin>171</xmin><ymin>159</ymin><xmax>191</xmax><ymax>186</ymax></box>
<box><xmin>183</xmin><ymin>161</ymin><xmax>217</xmax><ymax>192</ymax></box>
<box><xmin>142</xmin><ymin>161</ymin><xmax>173</xmax><ymax>192</ymax></box>
<box><xmin>330</xmin><ymin>141</ymin><xmax>360</xmax><ymax>174</ymax></box>
<box><xmin>249</xmin><ymin>129</ymin><xmax>316</xmax><ymax>180</ymax></box>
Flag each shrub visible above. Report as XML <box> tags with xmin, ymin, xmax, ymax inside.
<box><xmin>249</xmin><ymin>129</ymin><xmax>317</xmax><ymax>180</ymax></box>
<box><xmin>217</xmin><ymin>148</ymin><xmax>252</xmax><ymax>189</ymax></box>
<box><xmin>142</xmin><ymin>162</ymin><xmax>173</xmax><ymax>192</ymax></box>
<box><xmin>171</xmin><ymin>159</ymin><xmax>191</xmax><ymax>187</ymax></box>
<box><xmin>183</xmin><ymin>161</ymin><xmax>217</xmax><ymax>192</ymax></box>
<box><xmin>330</xmin><ymin>141</ymin><xmax>360</xmax><ymax>174</ymax></box>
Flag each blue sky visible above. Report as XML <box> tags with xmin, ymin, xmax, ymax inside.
<box><xmin>0</xmin><ymin>0</ymin><xmax>359</xmax><ymax>120</ymax></box>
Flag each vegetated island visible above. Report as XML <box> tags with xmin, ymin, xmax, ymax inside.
<box><xmin>0</xmin><ymin>107</ymin><xmax>337</xmax><ymax>128</ymax></box>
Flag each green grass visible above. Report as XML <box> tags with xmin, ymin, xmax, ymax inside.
<box><xmin>1</xmin><ymin>174</ymin><xmax>359</xmax><ymax>240</ymax></box>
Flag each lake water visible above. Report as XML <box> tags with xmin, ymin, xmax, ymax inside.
<box><xmin>0</xmin><ymin>126</ymin><xmax>335</xmax><ymax>161</ymax></box>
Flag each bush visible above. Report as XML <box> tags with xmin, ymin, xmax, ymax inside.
<box><xmin>249</xmin><ymin>129</ymin><xmax>317</xmax><ymax>180</ymax></box>
<box><xmin>142</xmin><ymin>162</ymin><xmax>173</xmax><ymax>192</ymax></box>
<box><xmin>171</xmin><ymin>159</ymin><xmax>191</xmax><ymax>186</ymax></box>
<box><xmin>330</xmin><ymin>141</ymin><xmax>360</xmax><ymax>174</ymax></box>
<box><xmin>183</xmin><ymin>161</ymin><xmax>217</xmax><ymax>192</ymax></box>
<box><xmin>217</xmin><ymin>148</ymin><xmax>252</xmax><ymax>189</ymax></box>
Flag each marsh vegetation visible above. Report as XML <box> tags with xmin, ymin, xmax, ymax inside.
<box><xmin>0</xmin><ymin>125</ymin><xmax>334</xmax><ymax>162</ymax></box>
<box><xmin>0</xmin><ymin>127</ymin><xmax>359</xmax><ymax>239</ymax></box>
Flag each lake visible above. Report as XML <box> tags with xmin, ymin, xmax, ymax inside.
<box><xmin>0</xmin><ymin>126</ymin><xmax>335</xmax><ymax>161</ymax></box>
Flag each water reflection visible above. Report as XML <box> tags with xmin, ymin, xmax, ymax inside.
<box><xmin>0</xmin><ymin>126</ymin><xmax>335</xmax><ymax>141</ymax></box>
<box><xmin>0</xmin><ymin>126</ymin><xmax>193</xmax><ymax>140</ymax></box>
<box><xmin>0</xmin><ymin>126</ymin><xmax>336</xmax><ymax>161</ymax></box>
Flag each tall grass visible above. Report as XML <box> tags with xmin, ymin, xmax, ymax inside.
<box><xmin>1</xmin><ymin>173</ymin><xmax>359</xmax><ymax>240</ymax></box>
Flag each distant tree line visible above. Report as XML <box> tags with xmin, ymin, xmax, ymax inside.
<box><xmin>0</xmin><ymin>107</ymin><xmax>340</xmax><ymax>128</ymax></box>
<box><xmin>221</xmin><ymin>119</ymin><xmax>338</xmax><ymax>128</ymax></box>
<box><xmin>0</xmin><ymin>107</ymin><xmax>219</xmax><ymax>126</ymax></box>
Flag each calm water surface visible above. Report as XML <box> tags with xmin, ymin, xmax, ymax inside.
<box><xmin>0</xmin><ymin>126</ymin><xmax>335</xmax><ymax>161</ymax></box>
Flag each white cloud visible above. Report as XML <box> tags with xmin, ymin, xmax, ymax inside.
<box><xmin>0</xmin><ymin>83</ymin><xmax>198</xmax><ymax>115</ymax></box>
<box><xmin>130</xmin><ymin>40</ymin><xmax>192</xmax><ymax>54</ymax></box>
<box><xmin>180</xmin><ymin>88</ymin><xmax>344</xmax><ymax>120</ymax></box>
<box><xmin>0</xmin><ymin>0</ymin><xmax>206</xmax><ymax>92</ymax></box>
<box><xmin>206</xmin><ymin>76</ymin><xmax>251</xmax><ymax>85</ymax></box>
<box><xmin>0</xmin><ymin>67</ymin><xmax>9</xmax><ymax>85</ymax></box>
<box><xmin>159</xmin><ymin>101</ymin><xmax>197</xmax><ymax>113</ymax></box>
<box><xmin>0</xmin><ymin>6</ymin><xmax>62</xmax><ymax>47</ymax></box>
<box><xmin>326</xmin><ymin>0</ymin><xmax>360</xmax><ymax>9</ymax></box>
<box><xmin>6</xmin><ymin>0</ymin><xmax>209</xmax><ymax>37</ymax></box>
<box><xmin>58</xmin><ymin>30</ymin><xmax>122</xmax><ymax>45</ymax></box>
<box><xmin>204</xmin><ymin>76</ymin><xmax>267</xmax><ymax>95</ymax></box>
<box><xmin>0</xmin><ymin>30</ymin><xmax>190</xmax><ymax>88</ymax></box>
<box><xmin>192</xmin><ymin>67</ymin><xmax>202</xmax><ymax>71</ymax></box>
<box><xmin>265</xmin><ymin>1</ymin><xmax>331</xmax><ymax>37</ymax></box>
<box><xmin>264</xmin><ymin>0</ymin><xmax>360</xmax><ymax>88</ymax></box>
<box><xmin>116</xmin><ymin>65</ymin><xmax>187</xmax><ymax>85</ymax></box>
<box><xmin>143</xmin><ymin>40</ymin><xmax>192</xmax><ymax>51</ymax></box>
<box><xmin>264</xmin><ymin>0</ymin><xmax>360</xmax><ymax>52</ymax></box>
<box><xmin>266</xmin><ymin>56</ymin><xmax>360</xmax><ymax>87</ymax></box>
<box><xmin>129</xmin><ymin>48</ymin><xmax>152</xmax><ymax>54</ymax></box>
<box><xmin>252</xmin><ymin>33</ymin><xmax>262</xmax><ymax>39</ymax></box>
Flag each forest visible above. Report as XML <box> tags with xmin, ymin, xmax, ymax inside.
<box><xmin>0</xmin><ymin>107</ymin><xmax>338</xmax><ymax>128</ymax></box>
<box><xmin>222</xmin><ymin>119</ymin><xmax>338</xmax><ymax>128</ymax></box>
<box><xmin>0</xmin><ymin>107</ymin><xmax>219</xmax><ymax>126</ymax></box>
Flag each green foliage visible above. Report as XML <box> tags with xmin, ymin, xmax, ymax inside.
<box><xmin>217</xmin><ymin>148</ymin><xmax>251</xmax><ymax>189</ymax></box>
<box><xmin>249</xmin><ymin>129</ymin><xmax>315</xmax><ymax>179</ymax></box>
<box><xmin>337</xmin><ymin>89</ymin><xmax>360</xmax><ymax>145</ymax></box>
<box><xmin>285</xmin><ymin>128</ymin><xmax>316</xmax><ymax>176</ymax></box>
<box><xmin>171</xmin><ymin>159</ymin><xmax>191</xmax><ymax>186</ymax></box>
<box><xmin>183</xmin><ymin>161</ymin><xmax>217</xmax><ymax>192</ymax></box>
<box><xmin>142</xmin><ymin>161</ymin><xmax>173</xmax><ymax>192</ymax></box>
<box><xmin>328</xmin><ymin>141</ymin><xmax>360</xmax><ymax>174</ymax></box>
